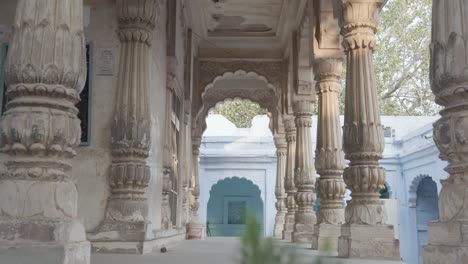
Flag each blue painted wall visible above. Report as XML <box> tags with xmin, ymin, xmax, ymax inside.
<box><xmin>207</xmin><ymin>177</ymin><xmax>263</xmax><ymax>237</ymax></box>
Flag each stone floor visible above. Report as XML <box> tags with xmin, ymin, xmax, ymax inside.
<box><xmin>91</xmin><ymin>237</ymin><xmax>406</xmax><ymax>264</ymax></box>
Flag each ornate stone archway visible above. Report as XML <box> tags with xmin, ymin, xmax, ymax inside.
<box><xmin>192</xmin><ymin>60</ymin><xmax>283</xmax><ymax>140</ymax></box>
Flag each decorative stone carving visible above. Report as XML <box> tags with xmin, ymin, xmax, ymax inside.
<box><xmin>273</xmin><ymin>134</ymin><xmax>287</xmax><ymax>239</ymax></box>
<box><xmin>0</xmin><ymin>0</ymin><xmax>90</xmax><ymax>263</ymax></box>
<box><xmin>283</xmin><ymin>117</ymin><xmax>297</xmax><ymax>241</ymax></box>
<box><xmin>89</xmin><ymin>0</ymin><xmax>158</xmax><ymax>253</ymax></box>
<box><xmin>194</xmin><ymin>69</ymin><xmax>281</xmax><ymax>143</ymax></box>
<box><xmin>337</xmin><ymin>0</ymin><xmax>399</xmax><ymax>259</ymax></box>
<box><xmin>292</xmin><ymin>100</ymin><xmax>317</xmax><ymax>243</ymax></box>
<box><xmin>198</xmin><ymin>60</ymin><xmax>282</xmax><ymax>96</ymax></box>
<box><xmin>311</xmin><ymin>58</ymin><xmax>346</xmax><ymax>253</ymax></box>
<box><xmin>423</xmin><ymin>1</ymin><xmax>468</xmax><ymax>263</ymax></box>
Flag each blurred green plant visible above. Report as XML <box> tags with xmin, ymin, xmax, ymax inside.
<box><xmin>240</xmin><ymin>214</ymin><xmax>341</xmax><ymax>264</ymax></box>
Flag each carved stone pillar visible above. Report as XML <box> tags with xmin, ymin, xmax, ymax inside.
<box><xmin>273</xmin><ymin>134</ymin><xmax>287</xmax><ymax>239</ymax></box>
<box><xmin>181</xmin><ymin>102</ymin><xmax>191</xmax><ymax>227</ymax></box>
<box><xmin>337</xmin><ymin>0</ymin><xmax>399</xmax><ymax>259</ymax></box>
<box><xmin>0</xmin><ymin>0</ymin><xmax>90</xmax><ymax>263</ymax></box>
<box><xmin>311</xmin><ymin>58</ymin><xmax>346</xmax><ymax>253</ymax></box>
<box><xmin>187</xmin><ymin>141</ymin><xmax>205</xmax><ymax>240</ymax></box>
<box><xmin>161</xmin><ymin>87</ymin><xmax>174</xmax><ymax>230</ymax></box>
<box><xmin>292</xmin><ymin>100</ymin><xmax>316</xmax><ymax>243</ymax></box>
<box><xmin>89</xmin><ymin>0</ymin><xmax>157</xmax><ymax>254</ymax></box>
<box><xmin>282</xmin><ymin>118</ymin><xmax>297</xmax><ymax>241</ymax></box>
<box><xmin>423</xmin><ymin>1</ymin><xmax>468</xmax><ymax>263</ymax></box>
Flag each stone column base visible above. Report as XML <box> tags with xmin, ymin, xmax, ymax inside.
<box><xmin>292</xmin><ymin>223</ymin><xmax>314</xmax><ymax>243</ymax></box>
<box><xmin>89</xmin><ymin>227</ymin><xmax>185</xmax><ymax>254</ymax></box>
<box><xmin>0</xmin><ymin>241</ymin><xmax>90</xmax><ymax>264</ymax></box>
<box><xmin>422</xmin><ymin>221</ymin><xmax>468</xmax><ymax>264</ymax></box>
<box><xmin>0</xmin><ymin>218</ymin><xmax>90</xmax><ymax>264</ymax></box>
<box><xmin>311</xmin><ymin>224</ymin><xmax>341</xmax><ymax>255</ymax></box>
<box><xmin>283</xmin><ymin>214</ymin><xmax>295</xmax><ymax>241</ymax></box>
<box><xmin>187</xmin><ymin>223</ymin><xmax>205</xmax><ymax>240</ymax></box>
<box><xmin>273</xmin><ymin>217</ymin><xmax>285</xmax><ymax>239</ymax></box>
<box><xmin>337</xmin><ymin>224</ymin><xmax>400</xmax><ymax>260</ymax></box>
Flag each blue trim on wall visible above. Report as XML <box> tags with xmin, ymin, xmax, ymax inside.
<box><xmin>0</xmin><ymin>43</ymin><xmax>8</xmax><ymax>114</ymax></box>
<box><xmin>80</xmin><ymin>42</ymin><xmax>93</xmax><ymax>146</ymax></box>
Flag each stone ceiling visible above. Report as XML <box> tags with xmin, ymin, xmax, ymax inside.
<box><xmin>202</xmin><ymin>0</ymin><xmax>284</xmax><ymax>37</ymax></box>
<box><xmin>189</xmin><ymin>0</ymin><xmax>307</xmax><ymax>58</ymax></box>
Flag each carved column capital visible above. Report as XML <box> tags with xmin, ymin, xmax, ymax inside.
<box><xmin>340</xmin><ymin>0</ymin><xmax>384</xmax><ymax>51</ymax></box>
<box><xmin>116</xmin><ymin>0</ymin><xmax>158</xmax><ymax>45</ymax></box>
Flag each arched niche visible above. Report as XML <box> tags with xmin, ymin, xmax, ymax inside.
<box><xmin>415</xmin><ymin>176</ymin><xmax>439</xmax><ymax>264</ymax></box>
<box><xmin>409</xmin><ymin>174</ymin><xmax>432</xmax><ymax>208</ymax></box>
<box><xmin>206</xmin><ymin>177</ymin><xmax>264</xmax><ymax>237</ymax></box>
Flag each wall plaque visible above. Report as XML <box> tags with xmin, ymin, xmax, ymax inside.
<box><xmin>96</xmin><ymin>48</ymin><xmax>114</xmax><ymax>76</ymax></box>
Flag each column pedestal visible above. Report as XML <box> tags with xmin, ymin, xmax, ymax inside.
<box><xmin>338</xmin><ymin>225</ymin><xmax>399</xmax><ymax>260</ymax></box>
<box><xmin>423</xmin><ymin>221</ymin><xmax>468</xmax><ymax>264</ymax></box>
<box><xmin>187</xmin><ymin>223</ymin><xmax>206</xmax><ymax>240</ymax></box>
<box><xmin>311</xmin><ymin>224</ymin><xmax>341</xmax><ymax>255</ymax></box>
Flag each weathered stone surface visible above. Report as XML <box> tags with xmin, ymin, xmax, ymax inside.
<box><xmin>338</xmin><ymin>225</ymin><xmax>400</xmax><ymax>260</ymax></box>
<box><xmin>423</xmin><ymin>1</ymin><xmax>468</xmax><ymax>261</ymax></box>
<box><xmin>0</xmin><ymin>0</ymin><xmax>90</xmax><ymax>262</ymax></box>
<box><xmin>90</xmin><ymin>0</ymin><xmax>159</xmax><ymax>252</ymax></box>
<box><xmin>336</xmin><ymin>0</ymin><xmax>399</xmax><ymax>259</ymax></box>
<box><xmin>292</xmin><ymin>100</ymin><xmax>316</xmax><ymax>243</ymax></box>
<box><xmin>282</xmin><ymin>117</ymin><xmax>297</xmax><ymax>241</ymax></box>
<box><xmin>273</xmin><ymin>134</ymin><xmax>287</xmax><ymax>239</ymax></box>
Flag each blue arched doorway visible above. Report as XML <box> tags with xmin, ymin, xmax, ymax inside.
<box><xmin>206</xmin><ymin>177</ymin><xmax>264</xmax><ymax>237</ymax></box>
<box><xmin>416</xmin><ymin>177</ymin><xmax>439</xmax><ymax>264</ymax></box>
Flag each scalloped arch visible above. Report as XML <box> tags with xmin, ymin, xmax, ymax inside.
<box><xmin>193</xmin><ymin>69</ymin><xmax>279</xmax><ymax>139</ymax></box>
<box><xmin>208</xmin><ymin>176</ymin><xmax>263</xmax><ymax>201</ymax></box>
<box><xmin>201</xmin><ymin>70</ymin><xmax>277</xmax><ymax>98</ymax></box>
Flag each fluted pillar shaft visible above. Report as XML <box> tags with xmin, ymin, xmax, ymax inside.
<box><xmin>311</xmin><ymin>58</ymin><xmax>346</xmax><ymax>252</ymax></box>
<box><xmin>423</xmin><ymin>1</ymin><xmax>468</xmax><ymax>263</ymax></box>
<box><xmin>273</xmin><ymin>134</ymin><xmax>287</xmax><ymax>239</ymax></box>
<box><xmin>187</xmin><ymin>142</ymin><xmax>205</xmax><ymax>239</ymax></box>
<box><xmin>337</xmin><ymin>0</ymin><xmax>399</xmax><ymax>259</ymax></box>
<box><xmin>314</xmin><ymin>58</ymin><xmax>346</xmax><ymax>225</ymax></box>
<box><xmin>190</xmin><ymin>145</ymin><xmax>201</xmax><ymax>223</ymax></box>
<box><xmin>90</xmin><ymin>1</ymin><xmax>157</xmax><ymax>251</ymax></box>
<box><xmin>282</xmin><ymin>118</ymin><xmax>297</xmax><ymax>241</ymax></box>
<box><xmin>0</xmin><ymin>0</ymin><xmax>90</xmax><ymax>262</ymax></box>
<box><xmin>292</xmin><ymin>100</ymin><xmax>316</xmax><ymax>243</ymax></box>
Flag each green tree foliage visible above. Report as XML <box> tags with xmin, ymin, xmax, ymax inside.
<box><xmin>374</xmin><ymin>0</ymin><xmax>439</xmax><ymax>115</ymax></box>
<box><xmin>240</xmin><ymin>214</ymin><xmax>340</xmax><ymax>264</ymax></box>
<box><xmin>210</xmin><ymin>100</ymin><xmax>268</xmax><ymax>128</ymax></box>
